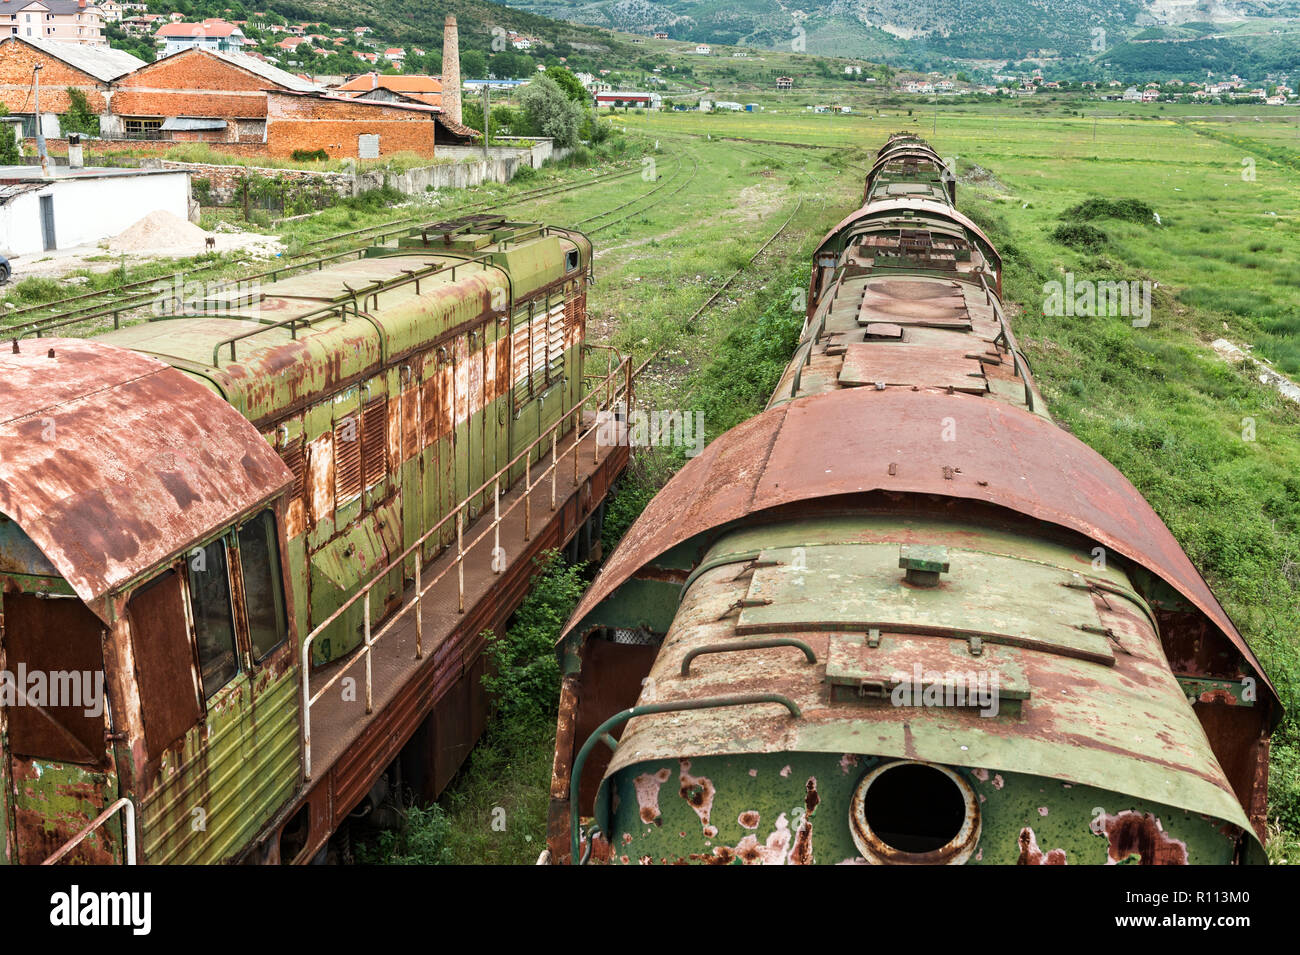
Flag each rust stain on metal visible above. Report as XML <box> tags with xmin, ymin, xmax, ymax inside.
<box><xmin>1017</xmin><ymin>828</ymin><xmax>1068</xmax><ymax>865</ymax></box>
<box><xmin>634</xmin><ymin>767</ymin><xmax>672</xmax><ymax>826</ymax></box>
<box><xmin>1092</xmin><ymin>810</ymin><xmax>1189</xmax><ymax>865</ymax></box>
<box><xmin>678</xmin><ymin>759</ymin><xmax>717</xmax><ymax>839</ymax></box>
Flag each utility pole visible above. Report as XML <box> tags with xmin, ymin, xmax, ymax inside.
<box><xmin>34</xmin><ymin>62</ymin><xmax>48</xmax><ymax>177</ymax></box>
<box><xmin>482</xmin><ymin>85</ymin><xmax>490</xmax><ymax>161</ymax></box>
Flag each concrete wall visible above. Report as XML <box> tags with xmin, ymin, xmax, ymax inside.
<box><xmin>369</xmin><ymin>139</ymin><xmax>571</xmax><ymax>196</ymax></box>
<box><xmin>138</xmin><ymin>157</ymin><xmax>353</xmax><ymax>204</ymax></box>
<box><xmin>0</xmin><ymin>170</ymin><xmax>190</xmax><ymax>257</ymax></box>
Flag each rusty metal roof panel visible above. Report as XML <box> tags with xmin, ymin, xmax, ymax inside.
<box><xmin>837</xmin><ymin>343</ymin><xmax>988</xmax><ymax>393</ymax></box>
<box><xmin>0</xmin><ymin>339</ymin><xmax>292</xmax><ymax>604</ymax></box>
<box><xmin>815</xmin><ymin>198</ymin><xmax>1002</xmax><ymax>274</ymax></box>
<box><xmin>564</xmin><ymin>388</ymin><xmax>1277</xmax><ymax>707</ymax></box>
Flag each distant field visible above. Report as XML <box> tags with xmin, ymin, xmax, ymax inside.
<box><xmin>620</xmin><ymin>107</ymin><xmax>1300</xmax><ymax>376</ymax></box>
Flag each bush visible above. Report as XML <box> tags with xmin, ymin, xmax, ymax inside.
<box><xmin>291</xmin><ymin>148</ymin><xmax>329</xmax><ymax>162</ymax></box>
<box><xmin>1051</xmin><ymin>222</ymin><xmax>1109</xmax><ymax>252</ymax></box>
<box><xmin>482</xmin><ymin>551</ymin><xmax>587</xmax><ymax>740</ymax></box>
<box><xmin>191</xmin><ymin>177</ymin><xmax>212</xmax><ymax>205</ymax></box>
<box><xmin>1063</xmin><ymin>197</ymin><xmax>1156</xmax><ymax>224</ymax></box>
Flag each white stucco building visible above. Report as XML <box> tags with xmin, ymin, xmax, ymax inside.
<box><xmin>0</xmin><ymin>165</ymin><xmax>189</xmax><ymax>256</ymax></box>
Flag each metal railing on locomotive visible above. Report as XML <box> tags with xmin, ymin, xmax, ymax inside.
<box><xmin>42</xmin><ymin>797</ymin><xmax>137</xmax><ymax>866</ymax></box>
<box><xmin>300</xmin><ymin>348</ymin><xmax>637</xmax><ymax>779</ymax></box>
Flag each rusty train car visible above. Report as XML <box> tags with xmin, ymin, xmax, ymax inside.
<box><xmin>0</xmin><ymin>215</ymin><xmax>631</xmax><ymax>863</ymax></box>
<box><xmin>546</xmin><ymin>136</ymin><xmax>1280</xmax><ymax>865</ymax></box>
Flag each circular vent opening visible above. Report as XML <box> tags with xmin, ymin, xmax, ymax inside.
<box><xmin>850</xmin><ymin>761</ymin><xmax>980</xmax><ymax>864</ymax></box>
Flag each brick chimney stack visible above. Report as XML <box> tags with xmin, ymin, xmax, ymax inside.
<box><xmin>441</xmin><ymin>15</ymin><xmax>461</xmax><ymax>125</ymax></box>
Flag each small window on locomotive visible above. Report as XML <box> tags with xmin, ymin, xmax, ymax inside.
<box><xmin>237</xmin><ymin>510</ymin><xmax>289</xmax><ymax>662</ymax></box>
<box><xmin>188</xmin><ymin>536</ymin><xmax>240</xmax><ymax>697</ymax></box>
<box><xmin>565</xmin><ymin>248</ymin><xmax>579</xmax><ymax>273</ymax></box>
<box><xmin>128</xmin><ymin>569</ymin><xmax>202</xmax><ymax>759</ymax></box>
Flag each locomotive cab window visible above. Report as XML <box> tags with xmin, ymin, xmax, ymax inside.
<box><xmin>188</xmin><ymin>536</ymin><xmax>240</xmax><ymax>697</ymax></box>
<box><xmin>565</xmin><ymin>249</ymin><xmax>579</xmax><ymax>273</ymax></box>
<box><xmin>237</xmin><ymin>510</ymin><xmax>289</xmax><ymax>661</ymax></box>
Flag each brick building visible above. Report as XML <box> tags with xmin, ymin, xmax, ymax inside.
<box><xmin>265</xmin><ymin>89</ymin><xmax>475</xmax><ymax>159</ymax></box>
<box><xmin>333</xmin><ymin>72</ymin><xmax>442</xmax><ymax>108</ymax></box>
<box><xmin>2</xmin><ymin>0</ymin><xmax>106</xmax><ymax>46</ymax></box>
<box><xmin>105</xmin><ymin>46</ymin><xmax>318</xmax><ymax>142</ymax></box>
<box><xmin>0</xmin><ymin>35</ymin><xmax>142</xmax><ymax>135</ymax></box>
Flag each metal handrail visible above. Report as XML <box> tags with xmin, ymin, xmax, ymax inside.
<box><xmin>210</xmin><ymin>251</ymin><xmax>509</xmax><ymax>366</ymax></box>
<box><xmin>300</xmin><ymin>353</ymin><xmax>636</xmax><ymax>779</ymax></box>
<box><xmin>680</xmin><ymin>638</ymin><xmax>817</xmax><ymax>676</ymax></box>
<box><xmin>569</xmin><ymin>694</ymin><xmax>802</xmax><ymax>864</ymax></box>
<box><xmin>42</xmin><ymin>797</ymin><xmax>136</xmax><ymax>865</ymax></box>
<box><xmin>978</xmin><ymin>272</ymin><xmax>1034</xmax><ymax>412</ymax></box>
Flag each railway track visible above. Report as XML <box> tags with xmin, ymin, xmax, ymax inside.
<box><xmin>585</xmin><ymin>152</ymin><xmax>701</xmax><ymax>236</ymax></box>
<box><xmin>635</xmin><ymin>195</ymin><xmax>805</xmax><ymax>382</ymax></box>
<box><xmin>1</xmin><ymin>158</ymin><xmax>652</xmax><ymax>341</ymax></box>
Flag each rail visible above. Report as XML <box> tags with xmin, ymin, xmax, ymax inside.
<box><xmin>299</xmin><ymin>350</ymin><xmax>637</xmax><ymax>779</ymax></box>
<box><xmin>42</xmin><ymin>797</ymin><xmax>136</xmax><ymax>865</ymax></box>
<box><xmin>978</xmin><ymin>271</ymin><xmax>1034</xmax><ymax>413</ymax></box>
<box><xmin>209</xmin><ymin>250</ymin><xmax>512</xmax><ymax>366</ymax></box>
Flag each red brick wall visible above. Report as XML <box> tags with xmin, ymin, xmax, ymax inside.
<box><xmin>26</xmin><ymin>137</ymin><xmax>272</xmax><ymax>159</ymax></box>
<box><xmin>265</xmin><ymin>91</ymin><xmax>437</xmax><ymax>159</ymax></box>
<box><xmin>0</xmin><ymin>38</ymin><xmax>110</xmax><ymax>113</ymax></box>
<box><xmin>111</xmin><ymin>49</ymin><xmax>274</xmax><ymax>119</ymax></box>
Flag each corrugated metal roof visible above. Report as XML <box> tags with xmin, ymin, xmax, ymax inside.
<box><xmin>3</xmin><ymin>36</ymin><xmax>145</xmax><ymax>82</ymax></box>
<box><xmin>0</xmin><ymin>338</ymin><xmax>291</xmax><ymax>605</ymax></box>
<box><xmin>160</xmin><ymin>116</ymin><xmax>228</xmax><ymax>130</ymax></box>
<box><xmin>179</xmin><ymin>48</ymin><xmax>320</xmax><ymax>92</ymax></box>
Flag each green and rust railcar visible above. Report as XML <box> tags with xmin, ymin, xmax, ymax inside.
<box><xmin>0</xmin><ymin>216</ymin><xmax>626</xmax><ymax>864</ymax></box>
<box><xmin>546</xmin><ymin>137</ymin><xmax>1280</xmax><ymax>865</ymax></box>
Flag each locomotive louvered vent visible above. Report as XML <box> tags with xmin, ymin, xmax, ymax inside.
<box><xmin>361</xmin><ymin>396</ymin><xmax>388</xmax><ymax>488</ymax></box>
<box><xmin>547</xmin><ymin>302</ymin><xmax>566</xmax><ymax>381</ymax></box>
<box><xmin>280</xmin><ymin>440</ymin><xmax>306</xmax><ymax>502</ymax></box>
<box><xmin>334</xmin><ymin>413</ymin><xmax>363</xmax><ymax>504</ymax></box>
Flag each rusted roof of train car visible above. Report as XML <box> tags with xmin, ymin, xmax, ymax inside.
<box><xmin>815</xmin><ymin>197</ymin><xmax>1002</xmax><ymax>273</ymax></box>
<box><xmin>563</xmin><ymin>388</ymin><xmax>1278</xmax><ymax>708</ymax></box>
<box><xmin>0</xmin><ymin>338</ymin><xmax>292</xmax><ymax>606</ymax></box>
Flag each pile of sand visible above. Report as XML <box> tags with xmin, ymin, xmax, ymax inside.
<box><xmin>109</xmin><ymin>210</ymin><xmax>210</xmax><ymax>254</ymax></box>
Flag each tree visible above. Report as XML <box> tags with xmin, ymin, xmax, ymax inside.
<box><xmin>62</xmin><ymin>87</ymin><xmax>99</xmax><ymax>137</ymax></box>
<box><xmin>461</xmin><ymin>49</ymin><xmax>487</xmax><ymax>80</ymax></box>
<box><xmin>518</xmin><ymin>74</ymin><xmax>582</xmax><ymax>148</ymax></box>
<box><xmin>0</xmin><ymin>104</ymin><xmax>19</xmax><ymax>165</ymax></box>
<box><xmin>544</xmin><ymin>65</ymin><xmax>588</xmax><ymax>104</ymax></box>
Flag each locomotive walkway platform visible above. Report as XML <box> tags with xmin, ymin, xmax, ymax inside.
<box><xmin>257</xmin><ymin>399</ymin><xmax>631</xmax><ymax>863</ymax></box>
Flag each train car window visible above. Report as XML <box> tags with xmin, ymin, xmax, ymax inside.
<box><xmin>128</xmin><ymin>569</ymin><xmax>203</xmax><ymax>759</ymax></box>
<box><xmin>237</xmin><ymin>510</ymin><xmax>289</xmax><ymax>661</ymax></box>
<box><xmin>1</xmin><ymin>591</ymin><xmax>107</xmax><ymax>765</ymax></box>
<box><xmin>188</xmin><ymin>537</ymin><xmax>240</xmax><ymax>697</ymax></box>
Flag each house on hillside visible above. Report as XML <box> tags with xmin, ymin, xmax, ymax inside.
<box><xmin>155</xmin><ymin>18</ymin><xmax>246</xmax><ymax>55</ymax></box>
<box><xmin>2</xmin><ymin>0</ymin><xmax>106</xmax><ymax>46</ymax></box>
